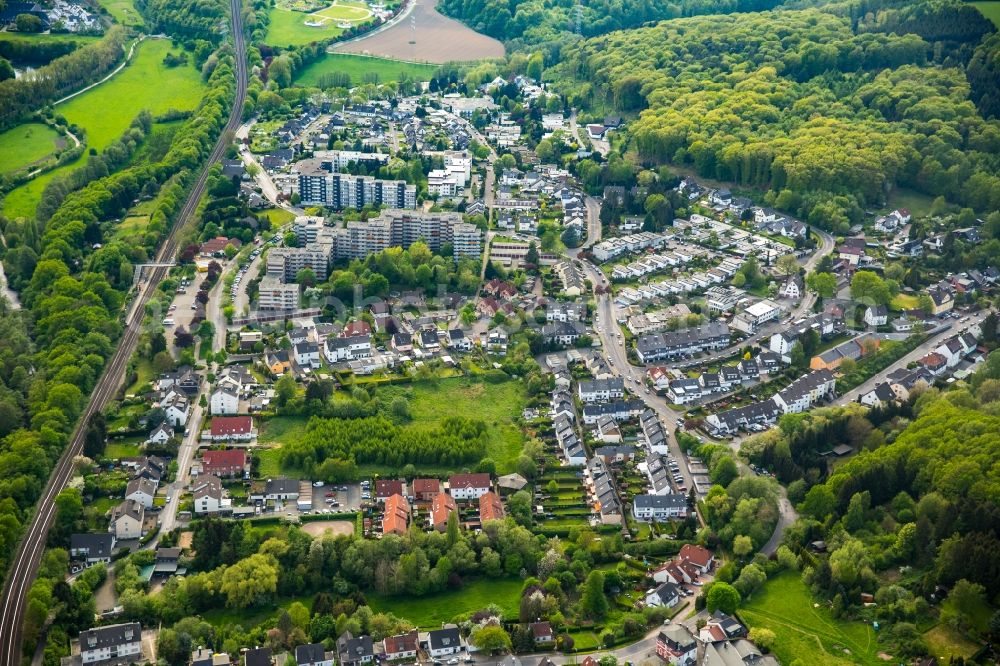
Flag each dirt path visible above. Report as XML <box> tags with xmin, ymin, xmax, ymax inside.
<box><xmin>331</xmin><ymin>0</ymin><xmax>503</xmax><ymax>63</ymax></box>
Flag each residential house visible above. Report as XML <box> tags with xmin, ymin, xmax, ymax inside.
<box><xmin>191</xmin><ymin>649</ymin><xmax>230</xmax><ymax>666</ymax></box>
<box><xmin>859</xmin><ymin>382</ymin><xmax>897</xmax><ymax>408</ymax></box>
<box><xmin>250</xmin><ymin>478</ymin><xmax>301</xmax><ymax>502</ymax></box>
<box><xmin>486</xmin><ymin>326</ymin><xmax>509</xmax><ymax>353</ymax></box>
<box><xmin>577</xmin><ymin>378</ymin><xmax>625</xmax><ymax>403</ymax></box>
<box><xmin>192</xmin><ymin>475</ymin><xmax>227</xmax><ymax>514</ymax></box>
<box><xmin>70</xmin><ymin>533</ymin><xmax>116</xmax><ymax>565</ymax></box>
<box><xmin>810</xmin><ymin>335</ymin><xmax>878</xmax><ymax>371</ymax></box>
<box><xmin>325</xmin><ymin>335</ymin><xmax>373</xmax><ymax>363</ymax></box>
<box><xmin>773</xmin><ymin>369</ymin><xmax>836</xmax><ymax>413</ymax></box>
<box><xmin>427</xmin><ymin>627</ymin><xmax>463</xmax><ymax>657</ymax></box>
<box><xmin>655</xmin><ymin>625</ymin><xmax>697</xmax><ymax>666</ymax></box>
<box><xmin>632</xmin><ymin>493</ymin><xmax>688</xmax><ymax>522</ymax></box>
<box><xmin>208</xmin><ymin>416</ymin><xmax>255</xmax><ymax>441</ymax></box>
<box><xmin>79</xmin><ymin>623</ymin><xmax>142</xmax><ymax>665</ymax></box>
<box><xmin>295</xmin><ymin>644</ymin><xmax>333</xmax><ymax>666</ymax></box>
<box><xmin>530</xmin><ymin>622</ymin><xmax>554</xmax><ymax>645</ymax></box>
<box><xmin>864</xmin><ymin>305</ymin><xmax>888</xmax><ymax>327</ymax></box>
<box><xmin>645</xmin><ymin>582</ymin><xmax>681</xmax><ymax>608</ymax></box>
<box><xmin>411</xmin><ymin>478</ymin><xmax>440</xmax><ymax>502</ymax></box>
<box><xmin>479</xmin><ymin>491</ymin><xmax>505</xmax><ymax>523</ymax></box>
<box><xmin>382</xmin><ymin>631</ymin><xmax>419</xmax><ymax>661</ymax></box>
<box><xmin>635</xmin><ymin>322</ymin><xmax>730</xmax><ymax>362</ymax></box>
<box><xmin>109</xmin><ymin>500</ymin><xmax>145</xmax><ymax>540</ymax></box>
<box><xmin>779</xmin><ymin>275</ymin><xmax>803</xmax><ymax>300</ymax></box>
<box><xmin>375</xmin><ymin>479</ymin><xmax>405</xmax><ymax>502</ymax></box>
<box><xmin>337</xmin><ymin>632</ymin><xmax>375</xmax><ymax>666</ymax></box>
<box><xmin>448</xmin><ymin>473</ymin><xmax>492</xmax><ymax>500</ymax></box>
<box><xmin>146</xmin><ymin>423</ymin><xmax>174</xmax><ymax>446</ymax></box>
<box><xmin>382</xmin><ymin>494</ymin><xmax>411</xmax><ymax>536</ymax></box>
<box><xmin>294</xmin><ymin>341</ymin><xmax>321</xmax><ymax>368</ymax></box>
<box><xmin>200</xmin><ymin>449</ymin><xmax>248</xmax><ymax>478</ymax></box>
<box><xmin>430</xmin><ymin>492</ymin><xmax>458</xmax><ymax>532</ymax></box>
<box><xmin>244</xmin><ymin>648</ymin><xmax>273</xmax><ymax>666</ymax></box>
<box><xmin>679</xmin><ymin>544</ymin><xmax>715</xmax><ymax>573</ymax></box>
<box><xmin>447</xmin><ymin>329</ymin><xmax>473</xmax><ymax>352</ymax></box>
<box><xmin>264</xmin><ymin>350</ymin><xmax>292</xmax><ymax>375</ymax></box>
<box><xmin>210</xmin><ymin>385</ymin><xmax>240</xmax><ymax>415</ymax></box>
<box><xmin>542</xmin><ymin>320</ymin><xmax>586</xmax><ymax>346</ymax></box>
<box><xmin>163</xmin><ymin>394</ymin><xmax>191</xmax><ymax>428</ymax></box>
<box><xmin>125</xmin><ymin>477</ymin><xmax>157</xmax><ymax>509</ymax></box>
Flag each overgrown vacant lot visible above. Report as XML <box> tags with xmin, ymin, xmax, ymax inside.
<box><xmin>259</xmin><ymin>376</ymin><xmax>527</xmax><ymax>475</ymax></box>
<box><xmin>367</xmin><ymin>578</ymin><xmax>522</xmax><ymax>627</ymax></box>
<box><xmin>0</xmin><ymin>123</ymin><xmax>64</xmax><ymax>174</ymax></box>
<box><xmin>295</xmin><ymin>53</ymin><xmax>438</xmax><ymax>87</ymax></box>
<box><xmin>1</xmin><ymin>38</ymin><xmax>206</xmax><ymax>219</ymax></box>
<box><xmin>740</xmin><ymin>572</ymin><xmax>885</xmax><ymax>665</ymax></box>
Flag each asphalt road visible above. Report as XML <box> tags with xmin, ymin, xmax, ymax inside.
<box><xmin>0</xmin><ymin>4</ymin><xmax>248</xmax><ymax>663</ymax></box>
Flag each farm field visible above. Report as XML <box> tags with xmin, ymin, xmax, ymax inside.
<box><xmin>1</xmin><ymin>38</ymin><xmax>206</xmax><ymax>220</ymax></box>
<box><xmin>265</xmin><ymin>0</ymin><xmax>372</xmax><ymax>47</ymax></box>
<box><xmin>295</xmin><ymin>53</ymin><xmax>438</xmax><ymax>87</ymax></box>
<box><xmin>332</xmin><ymin>0</ymin><xmax>504</xmax><ymax>62</ymax></box>
<box><xmin>367</xmin><ymin>578</ymin><xmax>521</xmax><ymax>627</ymax></box>
<box><xmin>0</xmin><ymin>123</ymin><xmax>64</xmax><ymax>174</ymax></box>
<box><xmin>740</xmin><ymin>572</ymin><xmax>886</xmax><ymax>665</ymax></box>
<box><xmin>972</xmin><ymin>1</ymin><xmax>1000</xmax><ymax>27</ymax></box>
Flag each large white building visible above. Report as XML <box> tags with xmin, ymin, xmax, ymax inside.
<box><xmin>332</xmin><ymin>210</ymin><xmax>481</xmax><ymax>260</ymax></box>
<box><xmin>731</xmin><ymin>299</ymin><xmax>782</xmax><ymax>334</ymax></box>
<box><xmin>257</xmin><ymin>276</ymin><xmax>299</xmax><ymax>310</ymax></box>
<box><xmin>79</xmin><ymin>623</ymin><xmax>143</xmax><ymax>665</ymax></box>
<box><xmin>296</xmin><ymin>158</ymin><xmax>416</xmax><ymax>209</ymax></box>
<box><xmin>267</xmin><ymin>244</ymin><xmax>333</xmax><ymax>282</ymax></box>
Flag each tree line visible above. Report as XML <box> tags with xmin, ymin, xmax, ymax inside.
<box><xmin>0</xmin><ymin>27</ymin><xmax>127</xmax><ymax>132</ymax></box>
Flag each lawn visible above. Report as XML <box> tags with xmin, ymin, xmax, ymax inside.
<box><xmin>367</xmin><ymin>578</ymin><xmax>522</xmax><ymax>627</ymax></box>
<box><xmin>265</xmin><ymin>2</ymin><xmax>371</xmax><ymax>47</ymax></box>
<box><xmin>972</xmin><ymin>1</ymin><xmax>1000</xmax><ymax>27</ymax></box>
<box><xmin>884</xmin><ymin>187</ymin><xmax>935</xmax><ymax>218</ymax></box>
<box><xmin>94</xmin><ymin>0</ymin><xmax>144</xmax><ymax>25</ymax></box>
<box><xmin>105</xmin><ymin>441</ymin><xmax>143</xmax><ymax>459</ymax></box>
<box><xmin>0</xmin><ymin>32</ymin><xmax>100</xmax><ymax>45</ymax></box>
<box><xmin>923</xmin><ymin>624</ymin><xmax>982</xmax><ymax>662</ymax></box>
<box><xmin>259</xmin><ymin>207</ymin><xmax>296</xmax><ymax>227</ymax></box>
<box><xmin>890</xmin><ymin>293</ymin><xmax>919</xmax><ymax>311</ymax></box>
<box><xmin>1</xmin><ymin>38</ymin><xmax>206</xmax><ymax>219</ymax></box>
<box><xmin>295</xmin><ymin>53</ymin><xmax>438</xmax><ymax>87</ymax></box>
<box><xmin>740</xmin><ymin>572</ymin><xmax>886</xmax><ymax>666</ymax></box>
<box><xmin>0</xmin><ymin>123</ymin><xmax>64</xmax><ymax>174</ymax></box>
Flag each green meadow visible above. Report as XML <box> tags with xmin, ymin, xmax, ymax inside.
<box><xmin>295</xmin><ymin>53</ymin><xmax>438</xmax><ymax>87</ymax></box>
<box><xmin>0</xmin><ymin>123</ymin><xmax>64</xmax><ymax>174</ymax></box>
<box><xmin>1</xmin><ymin>38</ymin><xmax>206</xmax><ymax>219</ymax></box>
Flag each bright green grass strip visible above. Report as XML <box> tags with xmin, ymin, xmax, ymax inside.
<box><xmin>367</xmin><ymin>578</ymin><xmax>522</xmax><ymax>627</ymax></box>
<box><xmin>0</xmin><ymin>123</ymin><xmax>63</xmax><ymax>174</ymax></box>
<box><xmin>295</xmin><ymin>53</ymin><xmax>438</xmax><ymax>87</ymax></box>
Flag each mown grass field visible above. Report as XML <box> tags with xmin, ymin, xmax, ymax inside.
<box><xmin>367</xmin><ymin>578</ymin><xmax>521</xmax><ymax>627</ymax></box>
<box><xmin>972</xmin><ymin>1</ymin><xmax>1000</xmax><ymax>27</ymax></box>
<box><xmin>94</xmin><ymin>0</ymin><xmax>144</xmax><ymax>25</ymax></box>
<box><xmin>295</xmin><ymin>53</ymin><xmax>438</xmax><ymax>87</ymax></box>
<box><xmin>265</xmin><ymin>5</ymin><xmax>349</xmax><ymax>47</ymax></box>
<box><xmin>1</xmin><ymin>38</ymin><xmax>206</xmax><ymax>219</ymax></box>
<box><xmin>0</xmin><ymin>123</ymin><xmax>63</xmax><ymax>174</ymax></box>
<box><xmin>740</xmin><ymin>572</ymin><xmax>886</xmax><ymax>665</ymax></box>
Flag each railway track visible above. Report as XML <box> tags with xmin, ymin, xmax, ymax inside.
<box><xmin>0</xmin><ymin>2</ymin><xmax>247</xmax><ymax>663</ymax></box>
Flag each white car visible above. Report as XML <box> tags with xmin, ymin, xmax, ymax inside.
<box><xmin>313</xmin><ymin>481</ymin><xmax>324</xmax><ymax>487</ymax></box>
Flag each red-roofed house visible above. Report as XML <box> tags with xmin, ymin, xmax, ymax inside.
<box><xmin>412</xmin><ymin>478</ymin><xmax>440</xmax><ymax>502</ymax></box>
<box><xmin>484</xmin><ymin>279</ymin><xmax>518</xmax><ymax>300</ymax></box>
<box><xmin>375</xmin><ymin>479</ymin><xmax>405</xmax><ymax>502</ymax></box>
<box><xmin>430</xmin><ymin>492</ymin><xmax>457</xmax><ymax>532</ymax></box>
<box><xmin>382</xmin><ymin>494</ymin><xmax>410</xmax><ymax>536</ymax></box>
<box><xmin>478</xmin><ymin>491</ymin><xmax>504</xmax><ymax>523</ymax></box>
<box><xmin>383</xmin><ymin>631</ymin><xmax>418</xmax><ymax>661</ymax></box>
<box><xmin>529</xmin><ymin>622</ymin><xmax>554</xmax><ymax>645</ymax></box>
<box><xmin>678</xmin><ymin>544</ymin><xmax>714</xmax><ymax>573</ymax></box>
<box><xmin>342</xmin><ymin>320</ymin><xmax>372</xmax><ymax>337</ymax></box>
<box><xmin>448</xmin><ymin>473</ymin><xmax>492</xmax><ymax>500</ymax></box>
<box><xmin>647</xmin><ymin>366</ymin><xmax>671</xmax><ymax>391</ymax></box>
<box><xmin>207</xmin><ymin>416</ymin><xmax>254</xmax><ymax>441</ymax></box>
<box><xmin>919</xmin><ymin>351</ymin><xmax>948</xmax><ymax>375</ymax></box>
<box><xmin>200</xmin><ymin>236</ymin><xmax>242</xmax><ymax>256</ymax></box>
<box><xmin>200</xmin><ymin>449</ymin><xmax>249</xmax><ymax>477</ymax></box>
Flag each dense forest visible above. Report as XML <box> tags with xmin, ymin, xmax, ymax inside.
<box><xmin>136</xmin><ymin>0</ymin><xmax>228</xmax><ymax>42</ymax></box>
<box><xmin>548</xmin><ymin>0</ymin><xmax>1000</xmax><ymax>232</ymax></box>
<box><xmin>438</xmin><ymin>0</ymin><xmax>785</xmax><ymax>53</ymax></box>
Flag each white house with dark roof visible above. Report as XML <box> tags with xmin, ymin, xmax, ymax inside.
<box><xmin>79</xmin><ymin>622</ymin><xmax>142</xmax><ymax>664</ymax></box>
<box><xmin>645</xmin><ymin>582</ymin><xmax>681</xmax><ymax>608</ymax></box>
<box><xmin>427</xmin><ymin>627</ymin><xmax>464</xmax><ymax>657</ymax></box>
<box><xmin>210</xmin><ymin>384</ymin><xmax>240</xmax><ymax>415</ymax></box>
<box><xmin>70</xmin><ymin>533</ymin><xmax>116</xmax><ymax>565</ymax></box>
<box><xmin>125</xmin><ymin>477</ymin><xmax>157</xmax><ymax>509</ymax></box>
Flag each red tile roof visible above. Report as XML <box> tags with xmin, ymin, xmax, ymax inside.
<box><xmin>479</xmin><ymin>491</ymin><xmax>504</xmax><ymax>523</ymax></box>
<box><xmin>201</xmin><ymin>449</ymin><xmax>247</xmax><ymax>473</ymax></box>
<box><xmin>209</xmin><ymin>416</ymin><xmax>253</xmax><ymax>437</ymax></box>
<box><xmin>375</xmin><ymin>479</ymin><xmax>404</xmax><ymax>499</ymax></box>
<box><xmin>342</xmin><ymin>320</ymin><xmax>372</xmax><ymax>337</ymax></box>
<box><xmin>383</xmin><ymin>631</ymin><xmax>418</xmax><ymax>656</ymax></box>
<box><xmin>449</xmin><ymin>473</ymin><xmax>491</xmax><ymax>490</ymax></box>
<box><xmin>431</xmin><ymin>492</ymin><xmax>457</xmax><ymax>530</ymax></box>
<box><xmin>382</xmin><ymin>494</ymin><xmax>410</xmax><ymax>535</ymax></box>
<box><xmin>679</xmin><ymin>544</ymin><xmax>713</xmax><ymax>569</ymax></box>
<box><xmin>412</xmin><ymin>478</ymin><xmax>440</xmax><ymax>496</ymax></box>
